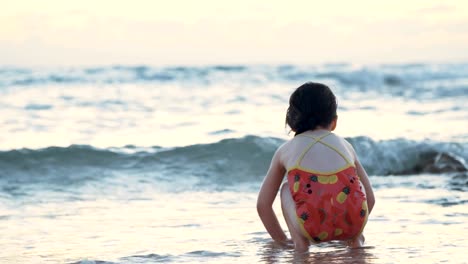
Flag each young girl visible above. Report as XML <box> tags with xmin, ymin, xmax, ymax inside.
<box><xmin>257</xmin><ymin>82</ymin><xmax>375</xmax><ymax>252</ymax></box>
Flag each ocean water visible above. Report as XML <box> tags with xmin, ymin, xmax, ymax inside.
<box><xmin>0</xmin><ymin>63</ymin><xmax>467</xmax><ymax>263</ymax></box>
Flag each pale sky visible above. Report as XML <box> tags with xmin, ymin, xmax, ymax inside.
<box><xmin>1</xmin><ymin>0</ymin><xmax>468</xmax><ymax>66</ymax></box>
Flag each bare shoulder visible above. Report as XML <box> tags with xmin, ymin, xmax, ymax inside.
<box><xmin>333</xmin><ymin>134</ymin><xmax>358</xmax><ymax>161</ymax></box>
<box><xmin>275</xmin><ymin>138</ymin><xmax>293</xmax><ymax>163</ymax></box>
<box><xmin>339</xmin><ymin>135</ymin><xmax>356</xmax><ymax>152</ymax></box>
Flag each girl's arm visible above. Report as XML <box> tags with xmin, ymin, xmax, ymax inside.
<box><xmin>355</xmin><ymin>158</ymin><xmax>375</xmax><ymax>214</ymax></box>
<box><xmin>256</xmin><ymin>145</ymin><xmax>288</xmax><ymax>242</ymax></box>
<box><xmin>345</xmin><ymin>140</ymin><xmax>375</xmax><ymax>214</ymax></box>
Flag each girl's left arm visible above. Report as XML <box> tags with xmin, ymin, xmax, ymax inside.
<box><xmin>256</xmin><ymin>145</ymin><xmax>288</xmax><ymax>242</ymax></box>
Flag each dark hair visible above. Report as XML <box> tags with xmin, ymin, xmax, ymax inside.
<box><xmin>286</xmin><ymin>82</ymin><xmax>337</xmax><ymax>135</ymax></box>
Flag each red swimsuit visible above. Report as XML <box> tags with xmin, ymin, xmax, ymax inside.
<box><xmin>287</xmin><ymin>132</ymin><xmax>368</xmax><ymax>242</ymax></box>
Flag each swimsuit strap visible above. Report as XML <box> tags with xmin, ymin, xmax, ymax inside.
<box><xmin>296</xmin><ymin>132</ymin><xmax>354</xmax><ymax>166</ymax></box>
<box><xmin>294</xmin><ymin>131</ymin><xmax>331</xmax><ymax>167</ymax></box>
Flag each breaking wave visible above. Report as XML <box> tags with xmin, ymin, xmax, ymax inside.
<box><xmin>0</xmin><ymin>136</ymin><xmax>466</xmax><ymax>188</ymax></box>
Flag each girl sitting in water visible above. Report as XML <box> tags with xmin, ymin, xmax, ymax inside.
<box><xmin>257</xmin><ymin>82</ymin><xmax>375</xmax><ymax>252</ymax></box>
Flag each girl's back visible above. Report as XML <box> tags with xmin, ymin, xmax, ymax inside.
<box><xmin>281</xmin><ymin>130</ymin><xmax>355</xmax><ymax>173</ymax></box>
<box><xmin>281</xmin><ymin>130</ymin><xmax>368</xmax><ymax>242</ymax></box>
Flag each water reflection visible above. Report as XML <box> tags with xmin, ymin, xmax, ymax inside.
<box><xmin>259</xmin><ymin>241</ymin><xmax>376</xmax><ymax>264</ymax></box>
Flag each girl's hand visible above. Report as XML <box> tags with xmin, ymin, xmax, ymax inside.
<box><xmin>276</xmin><ymin>238</ymin><xmax>294</xmax><ymax>248</ymax></box>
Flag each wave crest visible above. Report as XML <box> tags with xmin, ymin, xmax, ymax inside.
<box><xmin>0</xmin><ymin>136</ymin><xmax>466</xmax><ymax>187</ymax></box>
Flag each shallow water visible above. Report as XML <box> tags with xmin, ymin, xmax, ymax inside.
<box><xmin>0</xmin><ymin>174</ymin><xmax>467</xmax><ymax>263</ymax></box>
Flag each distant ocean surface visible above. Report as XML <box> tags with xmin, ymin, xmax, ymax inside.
<box><xmin>0</xmin><ymin>64</ymin><xmax>467</xmax><ymax>263</ymax></box>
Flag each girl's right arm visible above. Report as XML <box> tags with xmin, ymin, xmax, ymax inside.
<box><xmin>257</xmin><ymin>145</ymin><xmax>288</xmax><ymax>242</ymax></box>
